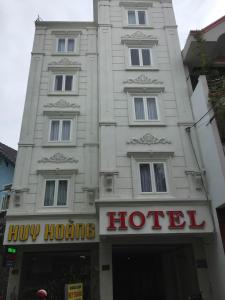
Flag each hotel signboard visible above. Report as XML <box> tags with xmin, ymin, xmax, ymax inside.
<box><xmin>99</xmin><ymin>204</ymin><xmax>214</xmax><ymax>235</ymax></box>
<box><xmin>4</xmin><ymin>217</ymin><xmax>98</xmax><ymax>245</ymax></box>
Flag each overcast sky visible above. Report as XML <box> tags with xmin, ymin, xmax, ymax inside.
<box><xmin>0</xmin><ymin>0</ymin><xmax>224</xmax><ymax>149</ymax></box>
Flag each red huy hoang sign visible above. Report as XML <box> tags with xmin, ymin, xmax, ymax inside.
<box><xmin>106</xmin><ymin>210</ymin><xmax>206</xmax><ymax>231</ymax></box>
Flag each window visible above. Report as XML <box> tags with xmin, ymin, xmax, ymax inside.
<box><xmin>57</xmin><ymin>38</ymin><xmax>75</xmax><ymax>53</ymax></box>
<box><xmin>139</xmin><ymin>162</ymin><xmax>167</xmax><ymax>193</ymax></box>
<box><xmin>54</xmin><ymin>75</ymin><xmax>74</xmax><ymax>92</ymax></box>
<box><xmin>134</xmin><ymin>96</ymin><xmax>158</xmax><ymax>121</ymax></box>
<box><xmin>216</xmin><ymin>206</ymin><xmax>225</xmax><ymax>252</ymax></box>
<box><xmin>44</xmin><ymin>179</ymin><xmax>68</xmax><ymax>206</ymax></box>
<box><xmin>128</xmin><ymin>10</ymin><xmax>147</xmax><ymax>25</ymax></box>
<box><xmin>49</xmin><ymin>120</ymin><xmax>71</xmax><ymax>142</ymax></box>
<box><xmin>130</xmin><ymin>48</ymin><xmax>151</xmax><ymax>66</ymax></box>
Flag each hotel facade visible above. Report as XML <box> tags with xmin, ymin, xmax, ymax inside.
<box><xmin>4</xmin><ymin>1</ymin><xmax>223</xmax><ymax>299</ymax></box>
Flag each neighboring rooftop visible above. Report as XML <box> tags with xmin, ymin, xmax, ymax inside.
<box><xmin>182</xmin><ymin>15</ymin><xmax>225</xmax><ymax>69</ymax></box>
<box><xmin>0</xmin><ymin>143</ymin><xmax>17</xmax><ymax>165</ymax></box>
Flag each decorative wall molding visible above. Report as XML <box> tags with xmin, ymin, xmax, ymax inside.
<box><xmin>124</xmin><ymin>86</ymin><xmax>165</xmax><ymax>93</ymax></box>
<box><xmin>121</xmin><ymin>31</ymin><xmax>158</xmax><ymax>45</ymax></box>
<box><xmin>127</xmin><ymin>133</ymin><xmax>171</xmax><ymax>145</ymax></box>
<box><xmin>49</xmin><ymin>57</ymin><xmax>81</xmax><ymax>66</ymax></box>
<box><xmin>122</xmin><ymin>31</ymin><xmax>156</xmax><ymax>40</ymax></box>
<box><xmin>52</xmin><ymin>31</ymin><xmax>82</xmax><ymax>36</ymax></box>
<box><xmin>124</xmin><ymin>74</ymin><xmax>163</xmax><ymax>85</ymax></box>
<box><xmin>119</xmin><ymin>1</ymin><xmax>153</xmax><ymax>8</ymax></box>
<box><xmin>44</xmin><ymin>99</ymin><xmax>80</xmax><ymax>109</ymax></box>
<box><xmin>38</xmin><ymin>153</ymin><xmax>78</xmax><ymax>163</ymax></box>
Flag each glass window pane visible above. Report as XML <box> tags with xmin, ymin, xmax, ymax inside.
<box><xmin>140</xmin><ymin>164</ymin><xmax>152</xmax><ymax>192</ymax></box>
<box><xmin>128</xmin><ymin>11</ymin><xmax>136</xmax><ymax>24</ymax></box>
<box><xmin>62</xmin><ymin>121</ymin><xmax>71</xmax><ymax>141</ymax></box>
<box><xmin>147</xmin><ymin>98</ymin><xmax>158</xmax><ymax>120</ymax></box>
<box><xmin>65</xmin><ymin>75</ymin><xmax>73</xmax><ymax>91</ymax></box>
<box><xmin>134</xmin><ymin>98</ymin><xmax>145</xmax><ymax>120</ymax></box>
<box><xmin>154</xmin><ymin>163</ymin><xmax>167</xmax><ymax>192</ymax></box>
<box><xmin>142</xmin><ymin>49</ymin><xmax>151</xmax><ymax>65</ymax></box>
<box><xmin>58</xmin><ymin>39</ymin><xmax>65</xmax><ymax>52</ymax></box>
<box><xmin>50</xmin><ymin>121</ymin><xmax>59</xmax><ymax>141</ymax></box>
<box><xmin>130</xmin><ymin>49</ymin><xmax>140</xmax><ymax>65</ymax></box>
<box><xmin>138</xmin><ymin>11</ymin><xmax>146</xmax><ymax>24</ymax></box>
<box><xmin>44</xmin><ymin>181</ymin><xmax>55</xmax><ymax>206</ymax></box>
<box><xmin>68</xmin><ymin>39</ymin><xmax>75</xmax><ymax>52</ymax></box>
<box><xmin>57</xmin><ymin>180</ymin><xmax>68</xmax><ymax>206</ymax></box>
<box><xmin>54</xmin><ymin>75</ymin><xmax>63</xmax><ymax>91</ymax></box>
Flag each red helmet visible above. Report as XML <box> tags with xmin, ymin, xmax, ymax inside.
<box><xmin>36</xmin><ymin>289</ymin><xmax>47</xmax><ymax>298</ymax></box>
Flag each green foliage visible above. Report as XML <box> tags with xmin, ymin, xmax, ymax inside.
<box><xmin>192</xmin><ymin>31</ymin><xmax>225</xmax><ymax>140</ymax></box>
<box><xmin>192</xmin><ymin>31</ymin><xmax>211</xmax><ymax>76</ymax></box>
<box><xmin>208</xmin><ymin>76</ymin><xmax>225</xmax><ymax>141</ymax></box>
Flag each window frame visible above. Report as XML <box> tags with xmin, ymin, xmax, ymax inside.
<box><xmin>127</xmin><ymin>9</ymin><xmax>148</xmax><ymax>25</ymax></box>
<box><xmin>127</xmin><ymin>92</ymin><xmax>165</xmax><ymax>126</ymax></box>
<box><xmin>133</xmin><ymin>96</ymin><xmax>159</xmax><ymax>122</ymax></box>
<box><xmin>129</xmin><ymin>48</ymin><xmax>152</xmax><ymax>67</ymax></box>
<box><xmin>138</xmin><ymin>161</ymin><xmax>168</xmax><ymax>194</ymax></box>
<box><xmin>48</xmin><ymin>119</ymin><xmax>72</xmax><ymax>143</ymax></box>
<box><xmin>43</xmin><ymin>178</ymin><xmax>69</xmax><ymax>207</ymax></box>
<box><xmin>42</xmin><ymin>112</ymin><xmax>79</xmax><ymax>147</ymax></box>
<box><xmin>56</xmin><ymin>37</ymin><xmax>76</xmax><ymax>53</ymax></box>
<box><xmin>53</xmin><ymin>74</ymin><xmax>75</xmax><ymax>93</ymax></box>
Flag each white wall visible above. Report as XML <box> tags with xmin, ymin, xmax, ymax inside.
<box><xmin>191</xmin><ymin>75</ymin><xmax>225</xmax><ymax>300</ymax></box>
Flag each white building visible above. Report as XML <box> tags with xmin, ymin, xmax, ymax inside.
<box><xmin>4</xmin><ymin>1</ymin><xmax>217</xmax><ymax>300</ymax></box>
<box><xmin>183</xmin><ymin>15</ymin><xmax>225</xmax><ymax>300</ymax></box>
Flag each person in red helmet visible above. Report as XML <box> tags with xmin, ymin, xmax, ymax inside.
<box><xmin>36</xmin><ymin>289</ymin><xmax>47</xmax><ymax>300</ymax></box>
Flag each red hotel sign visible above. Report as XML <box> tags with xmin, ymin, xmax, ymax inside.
<box><xmin>107</xmin><ymin>210</ymin><xmax>205</xmax><ymax>231</ymax></box>
<box><xmin>99</xmin><ymin>206</ymin><xmax>214</xmax><ymax>235</ymax></box>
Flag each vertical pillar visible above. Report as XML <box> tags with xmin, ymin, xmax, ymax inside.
<box><xmin>99</xmin><ymin>241</ymin><xmax>113</xmax><ymax>300</ymax></box>
<box><xmin>193</xmin><ymin>240</ymin><xmax>211</xmax><ymax>300</ymax></box>
<box><xmin>98</xmin><ymin>0</ymin><xmax>118</xmax><ymax>198</ymax></box>
<box><xmin>162</xmin><ymin>3</ymin><xmax>193</xmax><ymax>123</ymax></box>
<box><xmin>83</xmin><ymin>28</ymin><xmax>98</xmax><ymax>203</ymax></box>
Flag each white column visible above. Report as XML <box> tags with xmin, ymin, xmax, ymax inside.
<box><xmin>99</xmin><ymin>241</ymin><xmax>113</xmax><ymax>300</ymax></box>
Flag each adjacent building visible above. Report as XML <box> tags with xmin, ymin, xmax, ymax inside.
<box><xmin>0</xmin><ymin>143</ymin><xmax>17</xmax><ymax>210</ymax></box>
<box><xmin>4</xmin><ymin>1</ymin><xmax>220</xmax><ymax>300</ymax></box>
<box><xmin>0</xmin><ymin>142</ymin><xmax>17</xmax><ymax>298</ymax></box>
<box><xmin>183</xmin><ymin>15</ymin><xmax>225</xmax><ymax>300</ymax></box>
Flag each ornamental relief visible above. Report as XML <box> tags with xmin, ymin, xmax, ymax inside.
<box><xmin>48</xmin><ymin>57</ymin><xmax>80</xmax><ymax>66</ymax></box>
<box><xmin>123</xmin><ymin>74</ymin><xmax>163</xmax><ymax>85</ymax></box>
<box><xmin>52</xmin><ymin>31</ymin><xmax>81</xmax><ymax>36</ymax></box>
<box><xmin>127</xmin><ymin>133</ymin><xmax>171</xmax><ymax>145</ymax></box>
<box><xmin>38</xmin><ymin>153</ymin><xmax>78</xmax><ymax>163</ymax></box>
<box><xmin>44</xmin><ymin>99</ymin><xmax>80</xmax><ymax>109</ymax></box>
<box><xmin>121</xmin><ymin>31</ymin><xmax>157</xmax><ymax>40</ymax></box>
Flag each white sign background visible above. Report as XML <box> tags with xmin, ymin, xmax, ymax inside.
<box><xmin>99</xmin><ymin>204</ymin><xmax>214</xmax><ymax>235</ymax></box>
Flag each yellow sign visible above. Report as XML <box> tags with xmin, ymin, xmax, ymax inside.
<box><xmin>66</xmin><ymin>283</ymin><xmax>83</xmax><ymax>300</ymax></box>
<box><xmin>7</xmin><ymin>223</ymin><xmax>95</xmax><ymax>242</ymax></box>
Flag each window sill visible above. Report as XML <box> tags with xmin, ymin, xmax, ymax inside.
<box><xmin>42</xmin><ymin>143</ymin><xmax>77</xmax><ymax>148</ymax></box>
<box><xmin>126</xmin><ymin>66</ymin><xmax>159</xmax><ymax>71</ymax></box>
<box><xmin>48</xmin><ymin>92</ymin><xmax>78</xmax><ymax>96</ymax></box>
<box><xmin>52</xmin><ymin>53</ymin><xmax>80</xmax><ymax>56</ymax></box>
<box><xmin>36</xmin><ymin>207</ymin><xmax>72</xmax><ymax>214</ymax></box>
<box><xmin>133</xmin><ymin>195</ymin><xmax>176</xmax><ymax>201</ymax></box>
<box><xmin>123</xmin><ymin>25</ymin><xmax>154</xmax><ymax>29</ymax></box>
<box><xmin>129</xmin><ymin>122</ymin><xmax>166</xmax><ymax>127</ymax></box>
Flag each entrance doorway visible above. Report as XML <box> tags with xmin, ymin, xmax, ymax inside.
<box><xmin>19</xmin><ymin>248</ymin><xmax>99</xmax><ymax>300</ymax></box>
<box><xmin>113</xmin><ymin>244</ymin><xmax>200</xmax><ymax>300</ymax></box>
